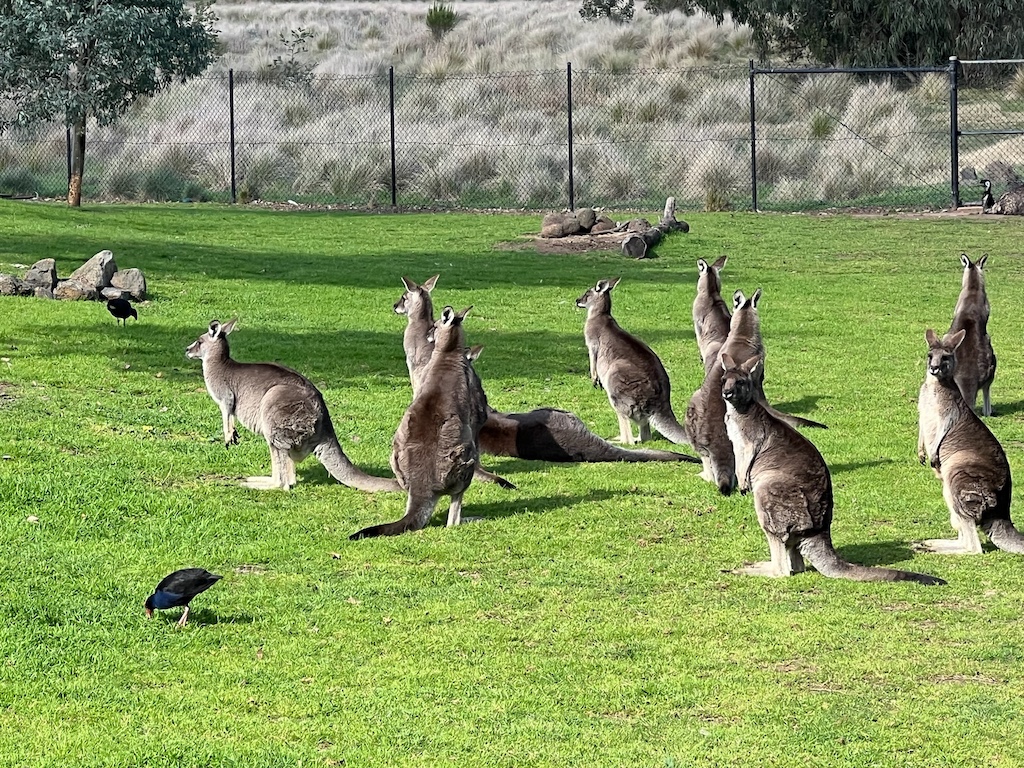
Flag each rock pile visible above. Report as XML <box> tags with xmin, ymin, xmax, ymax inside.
<box><xmin>540</xmin><ymin>207</ymin><xmax>620</xmax><ymax>238</ymax></box>
<box><xmin>0</xmin><ymin>250</ymin><xmax>147</xmax><ymax>302</ymax></box>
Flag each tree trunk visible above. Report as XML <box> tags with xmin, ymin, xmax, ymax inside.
<box><xmin>68</xmin><ymin>116</ymin><xmax>86</xmax><ymax>207</ymax></box>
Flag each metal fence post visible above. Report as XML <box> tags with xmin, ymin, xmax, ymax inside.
<box><xmin>949</xmin><ymin>56</ymin><xmax>960</xmax><ymax>209</ymax></box>
<box><xmin>749</xmin><ymin>60</ymin><xmax>758</xmax><ymax>212</ymax></box>
<box><xmin>567</xmin><ymin>62</ymin><xmax>575</xmax><ymax>211</ymax></box>
<box><xmin>228</xmin><ymin>69</ymin><xmax>237</xmax><ymax>204</ymax></box>
<box><xmin>389</xmin><ymin>66</ymin><xmax>397</xmax><ymax>207</ymax></box>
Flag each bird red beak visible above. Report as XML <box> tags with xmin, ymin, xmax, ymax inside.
<box><xmin>144</xmin><ymin>607</ymin><xmax>153</xmax><ymax>619</ymax></box>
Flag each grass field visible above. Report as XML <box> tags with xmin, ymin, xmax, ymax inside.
<box><xmin>2</xmin><ymin>201</ymin><xmax>1024</xmax><ymax>767</ymax></box>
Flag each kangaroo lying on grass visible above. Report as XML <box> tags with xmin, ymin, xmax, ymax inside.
<box><xmin>915</xmin><ymin>328</ymin><xmax>1024</xmax><ymax>554</ymax></box>
<box><xmin>577</xmin><ymin>277</ymin><xmax>694</xmax><ymax>447</ymax></box>
<box><xmin>396</xmin><ymin>275</ymin><xmax>694</xmax><ymax>464</ymax></box>
<box><xmin>947</xmin><ymin>253</ymin><xmax>996</xmax><ymax>416</ymax></box>
<box><xmin>186</xmin><ymin>319</ymin><xmax>401</xmax><ymax>492</ymax></box>
<box><xmin>721</xmin><ymin>351</ymin><xmax>944</xmax><ymax>584</ymax></box>
<box><xmin>351</xmin><ymin>306</ymin><xmax>485</xmax><ymax>538</ymax></box>
<box><xmin>719</xmin><ymin>287</ymin><xmax>827</xmax><ymax>430</ymax></box>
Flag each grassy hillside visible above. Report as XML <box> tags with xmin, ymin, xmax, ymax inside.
<box><xmin>1</xmin><ymin>201</ymin><xmax>1024</xmax><ymax>765</ymax></box>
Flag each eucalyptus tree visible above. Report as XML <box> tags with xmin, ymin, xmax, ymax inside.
<box><xmin>0</xmin><ymin>0</ymin><xmax>218</xmax><ymax>206</ymax></box>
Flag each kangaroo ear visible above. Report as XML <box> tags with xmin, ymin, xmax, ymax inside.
<box><xmin>697</xmin><ymin>259</ymin><xmax>709</xmax><ymax>274</ymax></box>
<box><xmin>720</xmin><ymin>351</ymin><xmax>735</xmax><ymax>371</ymax></box>
<box><xmin>422</xmin><ymin>274</ymin><xmax>440</xmax><ymax>292</ymax></box>
<box><xmin>400</xmin><ymin>276</ymin><xmax>417</xmax><ymax>292</ymax></box>
<box><xmin>208</xmin><ymin>320</ymin><xmax>220</xmax><ymax>337</ymax></box>
<box><xmin>466</xmin><ymin>344</ymin><xmax>484</xmax><ymax>362</ymax></box>
<box><xmin>221</xmin><ymin>318</ymin><xmax>238</xmax><ymax>335</ymax></box>
<box><xmin>977</xmin><ymin>253</ymin><xmax>988</xmax><ymax>269</ymax></box>
<box><xmin>732</xmin><ymin>290</ymin><xmax>745</xmax><ymax>309</ymax></box>
<box><xmin>456</xmin><ymin>305</ymin><xmax>473</xmax><ymax>321</ymax></box>
<box><xmin>925</xmin><ymin>328</ymin><xmax>939</xmax><ymax>346</ymax></box>
<box><xmin>744</xmin><ymin>355</ymin><xmax>764</xmax><ymax>377</ymax></box>
<box><xmin>948</xmin><ymin>329</ymin><xmax>967</xmax><ymax>349</ymax></box>
<box><xmin>750</xmin><ymin>288</ymin><xmax>763</xmax><ymax>307</ymax></box>
<box><xmin>607</xmin><ymin>276</ymin><xmax>621</xmax><ymax>289</ymax></box>
<box><xmin>440</xmin><ymin>306</ymin><xmax>456</xmax><ymax>325</ymax></box>
<box><xmin>712</xmin><ymin>254</ymin><xmax>728</xmax><ymax>270</ymax></box>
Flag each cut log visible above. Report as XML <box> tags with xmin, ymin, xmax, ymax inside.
<box><xmin>620</xmin><ymin>197</ymin><xmax>690</xmax><ymax>258</ymax></box>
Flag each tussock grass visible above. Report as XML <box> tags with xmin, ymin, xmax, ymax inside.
<box><xmin>6</xmin><ymin>202</ymin><xmax>1024</xmax><ymax>765</ymax></box>
<box><xmin>3</xmin><ymin>204</ymin><xmax>1024</xmax><ymax>765</ymax></box>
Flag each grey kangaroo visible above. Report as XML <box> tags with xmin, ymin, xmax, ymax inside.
<box><xmin>719</xmin><ymin>288</ymin><xmax>827</xmax><ymax>430</ymax></box>
<box><xmin>397</xmin><ymin>276</ymin><xmax>694</xmax><ymax>464</ymax></box>
<box><xmin>721</xmin><ymin>351</ymin><xmax>944</xmax><ymax>584</ymax></box>
<box><xmin>577</xmin><ymin>277</ymin><xmax>693</xmax><ymax>447</ymax></box>
<box><xmin>684</xmin><ymin>339</ymin><xmax>737</xmax><ymax>495</ymax></box>
<box><xmin>351</xmin><ymin>306</ymin><xmax>485</xmax><ymax>538</ymax></box>
<box><xmin>947</xmin><ymin>253</ymin><xmax>996</xmax><ymax>416</ymax></box>
<box><xmin>915</xmin><ymin>328</ymin><xmax>1024</xmax><ymax>554</ymax></box>
<box><xmin>186</xmin><ymin>319</ymin><xmax>401</xmax><ymax>492</ymax></box>
<box><xmin>692</xmin><ymin>255</ymin><xmax>731</xmax><ymax>365</ymax></box>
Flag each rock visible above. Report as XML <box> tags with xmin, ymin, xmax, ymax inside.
<box><xmin>34</xmin><ymin>287</ymin><xmax>55</xmax><ymax>300</ymax></box>
<box><xmin>540</xmin><ymin>212</ymin><xmax>582</xmax><ymax>238</ymax></box>
<box><xmin>101</xmin><ymin>286</ymin><xmax>130</xmax><ymax>301</ymax></box>
<box><xmin>68</xmin><ymin>250</ymin><xmax>117</xmax><ymax>292</ymax></box>
<box><xmin>0</xmin><ymin>274</ymin><xmax>21</xmax><ymax>296</ymax></box>
<box><xmin>23</xmin><ymin>258</ymin><xmax>57</xmax><ymax>291</ymax></box>
<box><xmin>589</xmin><ymin>216</ymin><xmax>618</xmax><ymax>234</ymax></box>
<box><xmin>55</xmin><ymin>279</ymin><xmax>97</xmax><ymax>301</ymax></box>
<box><xmin>110</xmin><ymin>268</ymin><xmax>146</xmax><ymax>300</ymax></box>
<box><xmin>575</xmin><ymin>207</ymin><xmax>597</xmax><ymax>231</ymax></box>
<box><xmin>625</xmin><ymin>218</ymin><xmax>652</xmax><ymax>233</ymax></box>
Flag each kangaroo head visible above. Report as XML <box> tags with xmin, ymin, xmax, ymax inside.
<box><xmin>395</xmin><ymin>274</ymin><xmax>440</xmax><ymax>318</ymax></box>
<box><xmin>576</xmin><ymin>277</ymin><xmax>621</xmax><ymax>312</ymax></box>
<box><xmin>186</xmin><ymin>318</ymin><xmax>237</xmax><ymax>360</ymax></box>
<box><xmin>959</xmin><ymin>252</ymin><xmax>988</xmax><ymax>291</ymax></box>
<box><xmin>697</xmin><ymin>255</ymin><xmax>727</xmax><ymax>294</ymax></box>
<box><xmin>925</xmin><ymin>328</ymin><xmax>966</xmax><ymax>381</ymax></box>
<box><xmin>720</xmin><ymin>351</ymin><xmax>762</xmax><ymax>411</ymax></box>
<box><xmin>732</xmin><ymin>287</ymin><xmax>762</xmax><ymax>312</ymax></box>
<box><xmin>430</xmin><ymin>305</ymin><xmax>471</xmax><ymax>353</ymax></box>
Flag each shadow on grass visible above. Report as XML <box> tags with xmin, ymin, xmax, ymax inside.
<box><xmin>771</xmin><ymin>394</ymin><xmax>829</xmax><ymax>418</ymax></box>
<box><xmin>829</xmin><ymin>457</ymin><xmax>895</xmax><ymax>474</ymax></box>
<box><xmin>149</xmin><ymin>608</ymin><xmax>254</xmax><ymax>626</ymax></box>
<box><xmin>835</xmin><ymin>539</ymin><xmax>931</xmax><ymax>567</ymax></box>
<box><xmin>982</xmin><ymin>399</ymin><xmax>1024</xmax><ymax>417</ymax></box>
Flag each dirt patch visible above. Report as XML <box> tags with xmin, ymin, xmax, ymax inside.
<box><xmin>0</xmin><ymin>381</ymin><xmax>15</xmax><ymax>406</ymax></box>
<box><xmin>495</xmin><ymin>231</ymin><xmax>635</xmax><ymax>255</ymax></box>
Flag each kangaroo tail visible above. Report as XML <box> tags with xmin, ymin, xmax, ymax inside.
<box><xmin>762</xmin><ymin>401</ymin><xmax>827</xmax><ymax>430</ymax></box>
<box><xmin>350</xmin><ymin>494</ymin><xmax>438</xmax><ymax>540</ymax></box>
<box><xmin>800</xmin><ymin>533</ymin><xmax>945</xmax><ymax>585</ymax></box>
<box><xmin>314</xmin><ymin>437</ymin><xmax>403</xmax><ymax>493</ymax></box>
<box><xmin>474</xmin><ymin>462</ymin><xmax>517</xmax><ymax>490</ymax></box>
<box><xmin>648</xmin><ymin>411</ymin><xmax>694</xmax><ymax>448</ymax></box>
<box><xmin>981</xmin><ymin>518</ymin><xmax>1024</xmax><ymax>554</ymax></box>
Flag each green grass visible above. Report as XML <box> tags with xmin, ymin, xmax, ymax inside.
<box><xmin>2</xmin><ymin>202</ymin><xmax>1024</xmax><ymax>766</ymax></box>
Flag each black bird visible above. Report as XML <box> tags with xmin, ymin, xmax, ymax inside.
<box><xmin>144</xmin><ymin>568</ymin><xmax>222</xmax><ymax>627</ymax></box>
<box><xmin>107</xmin><ymin>297</ymin><xmax>138</xmax><ymax>326</ymax></box>
<box><xmin>981</xmin><ymin>179</ymin><xmax>994</xmax><ymax>212</ymax></box>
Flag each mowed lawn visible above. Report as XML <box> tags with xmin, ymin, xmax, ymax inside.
<box><xmin>1</xmin><ymin>201</ymin><xmax>1024</xmax><ymax>767</ymax></box>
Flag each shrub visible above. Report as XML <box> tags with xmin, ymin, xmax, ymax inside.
<box><xmin>426</xmin><ymin>2</ymin><xmax>463</xmax><ymax>41</ymax></box>
<box><xmin>0</xmin><ymin>168</ymin><xmax>39</xmax><ymax>196</ymax></box>
<box><xmin>142</xmin><ymin>169</ymin><xmax>188</xmax><ymax>201</ymax></box>
<box><xmin>580</xmin><ymin>0</ymin><xmax>634</xmax><ymax>24</ymax></box>
<box><xmin>810</xmin><ymin>112</ymin><xmax>834</xmax><ymax>139</ymax></box>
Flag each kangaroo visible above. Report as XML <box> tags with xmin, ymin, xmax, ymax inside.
<box><xmin>684</xmin><ymin>340</ymin><xmax>737</xmax><ymax>495</ymax></box>
<box><xmin>692</xmin><ymin>255</ymin><xmax>731</xmax><ymax>365</ymax></box>
<box><xmin>719</xmin><ymin>288</ymin><xmax>827</xmax><ymax>430</ymax></box>
<box><xmin>721</xmin><ymin>352</ymin><xmax>944</xmax><ymax>584</ymax></box>
<box><xmin>576</xmin><ymin>277</ymin><xmax>693</xmax><ymax>447</ymax></box>
<box><xmin>948</xmin><ymin>253</ymin><xmax>996</xmax><ymax>416</ymax></box>
<box><xmin>351</xmin><ymin>306</ymin><xmax>485</xmax><ymax>539</ymax></box>
<box><xmin>915</xmin><ymin>328</ymin><xmax>1024</xmax><ymax>554</ymax></box>
<box><xmin>185</xmin><ymin>319</ymin><xmax>401</xmax><ymax>493</ymax></box>
<box><xmin>394</xmin><ymin>274</ymin><xmax>439</xmax><ymax>393</ymax></box>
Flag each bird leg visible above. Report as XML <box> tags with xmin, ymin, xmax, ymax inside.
<box><xmin>177</xmin><ymin>606</ymin><xmax>191</xmax><ymax>627</ymax></box>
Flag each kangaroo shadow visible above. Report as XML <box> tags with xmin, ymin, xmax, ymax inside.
<box><xmin>828</xmin><ymin>457</ymin><xmax>895</xmax><ymax>474</ymax></box>
<box><xmin>834</xmin><ymin>540</ymin><xmax>928</xmax><ymax>567</ymax></box>
<box><xmin>771</xmin><ymin>394</ymin><xmax>829</xmax><ymax>416</ymax></box>
<box><xmin>982</xmin><ymin>399</ymin><xmax>1024</xmax><ymax>418</ymax></box>
<box><xmin>462</xmin><ymin>488</ymin><xmax>626</xmax><ymax>523</ymax></box>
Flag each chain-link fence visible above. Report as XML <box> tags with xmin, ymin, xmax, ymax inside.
<box><xmin>1</xmin><ymin>60</ymin><xmax>1020</xmax><ymax>211</ymax></box>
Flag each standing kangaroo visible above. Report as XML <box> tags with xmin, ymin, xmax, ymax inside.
<box><xmin>915</xmin><ymin>328</ymin><xmax>1024</xmax><ymax>554</ymax></box>
<box><xmin>692</xmin><ymin>255</ymin><xmax>731</xmax><ymax>365</ymax></box>
<box><xmin>186</xmin><ymin>319</ymin><xmax>401</xmax><ymax>492</ymax></box>
<box><xmin>948</xmin><ymin>253</ymin><xmax>996</xmax><ymax>416</ymax></box>
<box><xmin>721</xmin><ymin>351</ymin><xmax>944</xmax><ymax>584</ymax></box>
<box><xmin>684</xmin><ymin>339</ymin><xmax>737</xmax><ymax>495</ymax></box>
<box><xmin>577</xmin><ymin>277</ymin><xmax>693</xmax><ymax>447</ymax></box>
<box><xmin>719</xmin><ymin>288</ymin><xmax>827</xmax><ymax>430</ymax></box>
<box><xmin>351</xmin><ymin>306</ymin><xmax>486</xmax><ymax>539</ymax></box>
<box><xmin>396</xmin><ymin>276</ymin><xmax>694</xmax><ymax>464</ymax></box>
